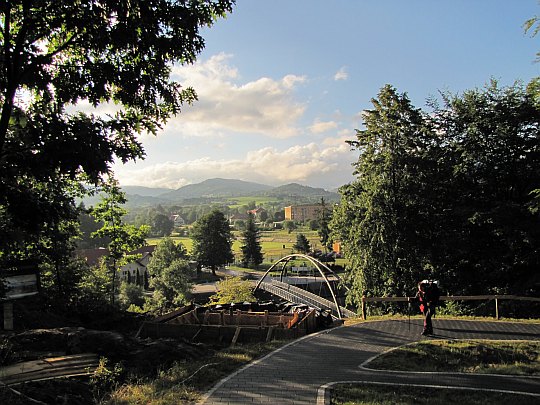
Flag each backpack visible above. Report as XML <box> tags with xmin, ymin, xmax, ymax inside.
<box><xmin>424</xmin><ymin>281</ymin><xmax>440</xmax><ymax>305</ymax></box>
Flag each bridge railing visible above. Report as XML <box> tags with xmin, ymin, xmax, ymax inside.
<box><xmin>361</xmin><ymin>295</ymin><xmax>540</xmax><ymax>320</ymax></box>
<box><xmin>260</xmin><ymin>279</ymin><xmax>356</xmax><ymax>319</ymax></box>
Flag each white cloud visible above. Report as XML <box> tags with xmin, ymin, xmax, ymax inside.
<box><xmin>309</xmin><ymin>119</ymin><xmax>339</xmax><ymax>134</ymax></box>
<box><xmin>334</xmin><ymin>66</ymin><xmax>348</xmax><ymax>81</ymax></box>
<box><xmin>165</xmin><ymin>53</ymin><xmax>308</xmax><ymax>138</ymax></box>
<box><xmin>115</xmin><ymin>142</ymin><xmax>356</xmax><ymax>190</ymax></box>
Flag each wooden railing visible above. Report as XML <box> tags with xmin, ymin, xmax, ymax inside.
<box><xmin>361</xmin><ymin>295</ymin><xmax>540</xmax><ymax>320</ymax></box>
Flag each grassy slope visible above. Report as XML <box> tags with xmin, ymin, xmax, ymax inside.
<box><xmin>332</xmin><ymin>339</ymin><xmax>540</xmax><ymax>405</ymax></box>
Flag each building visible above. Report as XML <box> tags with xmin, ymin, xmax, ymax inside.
<box><xmin>170</xmin><ymin>214</ymin><xmax>185</xmax><ymax>227</ymax></box>
<box><xmin>76</xmin><ymin>245</ymin><xmax>157</xmax><ymax>289</ymax></box>
<box><xmin>284</xmin><ymin>204</ymin><xmax>321</xmax><ymax>222</ymax></box>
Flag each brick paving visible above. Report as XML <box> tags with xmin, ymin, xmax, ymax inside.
<box><xmin>198</xmin><ymin>319</ymin><xmax>540</xmax><ymax>404</ymax></box>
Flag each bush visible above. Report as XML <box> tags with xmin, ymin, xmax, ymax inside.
<box><xmin>118</xmin><ymin>282</ymin><xmax>145</xmax><ymax>310</ymax></box>
<box><xmin>209</xmin><ymin>276</ymin><xmax>256</xmax><ymax>305</ymax></box>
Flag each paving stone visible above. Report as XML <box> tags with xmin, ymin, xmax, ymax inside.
<box><xmin>199</xmin><ymin>320</ymin><xmax>540</xmax><ymax>404</ymax></box>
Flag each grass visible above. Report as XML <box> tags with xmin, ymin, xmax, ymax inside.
<box><xmin>332</xmin><ymin>339</ymin><xmax>540</xmax><ymax>404</ymax></box>
<box><xmin>106</xmin><ymin>340</ymin><xmax>287</xmax><ymax>404</ymax></box>
<box><xmin>146</xmin><ymin>228</ymin><xmax>348</xmax><ymax>266</ymax></box>
<box><xmin>331</xmin><ymin>384</ymin><xmax>539</xmax><ymax>405</ymax></box>
<box><xmin>367</xmin><ymin>339</ymin><xmax>540</xmax><ymax>375</ymax></box>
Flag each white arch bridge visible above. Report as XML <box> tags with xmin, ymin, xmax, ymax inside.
<box><xmin>253</xmin><ymin>254</ymin><xmax>356</xmax><ymax>319</ymax></box>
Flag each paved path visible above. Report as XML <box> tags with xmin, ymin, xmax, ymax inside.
<box><xmin>198</xmin><ymin>319</ymin><xmax>540</xmax><ymax>404</ymax></box>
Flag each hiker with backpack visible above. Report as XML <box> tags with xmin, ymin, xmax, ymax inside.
<box><xmin>413</xmin><ymin>279</ymin><xmax>440</xmax><ymax>336</ymax></box>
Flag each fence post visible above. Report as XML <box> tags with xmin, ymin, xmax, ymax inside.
<box><xmin>361</xmin><ymin>296</ymin><xmax>367</xmax><ymax>320</ymax></box>
<box><xmin>495</xmin><ymin>298</ymin><xmax>499</xmax><ymax>320</ymax></box>
<box><xmin>3</xmin><ymin>301</ymin><xmax>14</xmax><ymax>330</ymax></box>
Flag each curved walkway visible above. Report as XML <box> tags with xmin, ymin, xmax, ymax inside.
<box><xmin>198</xmin><ymin>319</ymin><xmax>540</xmax><ymax>404</ymax></box>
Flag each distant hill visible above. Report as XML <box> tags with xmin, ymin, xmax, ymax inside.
<box><xmin>262</xmin><ymin>183</ymin><xmax>339</xmax><ymax>201</ymax></box>
<box><xmin>122</xmin><ymin>185</ymin><xmax>172</xmax><ymax>197</ymax></box>
<box><xmin>158</xmin><ymin>178</ymin><xmax>272</xmax><ymax>200</ymax></box>
<box><xmin>81</xmin><ymin>178</ymin><xmax>340</xmax><ymax>207</ymax></box>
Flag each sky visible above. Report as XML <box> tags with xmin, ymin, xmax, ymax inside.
<box><xmin>112</xmin><ymin>0</ymin><xmax>540</xmax><ymax>191</ymax></box>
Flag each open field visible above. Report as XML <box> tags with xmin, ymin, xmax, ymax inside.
<box><xmin>146</xmin><ymin>228</ymin><xmax>343</xmax><ymax>265</ymax></box>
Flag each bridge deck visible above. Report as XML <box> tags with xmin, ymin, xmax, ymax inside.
<box><xmin>259</xmin><ymin>279</ymin><xmax>356</xmax><ymax>319</ymax></box>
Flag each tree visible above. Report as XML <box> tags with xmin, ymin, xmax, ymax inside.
<box><xmin>234</xmin><ymin>219</ymin><xmax>246</xmax><ymax>231</ymax></box>
<box><xmin>317</xmin><ymin>197</ymin><xmax>332</xmax><ymax>252</ymax></box>
<box><xmin>283</xmin><ymin>220</ymin><xmax>297</xmax><ymax>234</ymax></box>
<box><xmin>332</xmin><ymin>82</ymin><xmax>540</xmax><ymax>309</ymax></box>
<box><xmin>151</xmin><ymin>213</ymin><xmax>174</xmax><ymax>237</ymax></box>
<box><xmin>90</xmin><ymin>178</ymin><xmax>149</xmax><ymax>305</ymax></box>
<box><xmin>331</xmin><ymin>85</ymin><xmax>437</xmax><ymax>304</ymax></box>
<box><xmin>0</xmin><ymin>0</ymin><xmax>234</xmax><ymax>277</ymax></box>
<box><xmin>240</xmin><ymin>213</ymin><xmax>264</xmax><ymax>268</ymax></box>
<box><xmin>146</xmin><ymin>238</ymin><xmax>191</xmax><ymax>310</ymax></box>
<box><xmin>191</xmin><ymin>209</ymin><xmax>233</xmax><ymax>276</ymax></box>
<box><xmin>209</xmin><ymin>276</ymin><xmax>256</xmax><ymax>305</ymax></box>
<box><xmin>524</xmin><ymin>14</ymin><xmax>540</xmax><ymax>62</ymax></box>
<box><xmin>430</xmin><ymin>81</ymin><xmax>540</xmax><ymax>296</ymax></box>
<box><xmin>118</xmin><ymin>281</ymin><xmax>145</xmax><ymax>310</ymax></box>
<box><xmin>293</xmin><ymin>233</ymin><xmax>311</xmax><ymax>254</ymax></box>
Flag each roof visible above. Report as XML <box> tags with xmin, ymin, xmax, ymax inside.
<box><xmin>75</xmin><ymin>245</ymin><xmax>156</xmax><ymax>267</ymax></box>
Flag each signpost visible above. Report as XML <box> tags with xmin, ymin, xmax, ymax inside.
<box><xmin>1</xmin><ymin>268</ymin><xmax>39</xmax><ymax>330</ymax></box>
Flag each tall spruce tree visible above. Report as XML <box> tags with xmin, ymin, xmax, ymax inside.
<box><xmin>293</xmin><ymin>233</ymin><xmax>311</xmax><ymax>254</ymax></box>
<box><xmin>240</xmin><ymin>213</ymin><xmax>264</xmax><ymax>269</ymax></box>
<box><xmin>317</xmin><ymin>197</ymin><xmax>332</xmax><ymax>252</ymax></box>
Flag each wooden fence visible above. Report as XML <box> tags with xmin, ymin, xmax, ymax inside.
<box><xmin>361</xmin><ymin>295</ymin><xmax>540</xmax><ymax>320</ymax></box>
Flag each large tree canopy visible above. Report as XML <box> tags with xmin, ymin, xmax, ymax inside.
<box><xmin>332</xmin><ymin>82</ymin><xmax>540</xmax><ymax>308</ymax></box>
<box><xmin>0</xmin><ymin>0</ymin><xmax>234</xmax><ymax>267</ymax></box>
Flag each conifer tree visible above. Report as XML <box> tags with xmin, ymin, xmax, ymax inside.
<box><xmin>240</xmin><ymin>213</ymin><xmax>264</xmax><ymax>268</ymax></box>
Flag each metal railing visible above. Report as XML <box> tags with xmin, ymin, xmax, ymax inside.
<box><xmin>360</xmin><ymin>295</ymin><xmax>540</xmax><ymax>320</ymax></box>
<box><xmin>259</xmin><ymin>279</ymin><xmax>356</xmax><ymax>319</ymax></box>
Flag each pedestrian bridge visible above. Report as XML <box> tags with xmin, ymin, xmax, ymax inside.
<box><xmin>254</xmin><ymin>254</ymin><xmax>356</xmax><ymax>319</ymax></box>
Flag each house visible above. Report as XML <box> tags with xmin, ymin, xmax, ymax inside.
<box><xmin>76</xmin><ymin>245</ymin><xmax>157</xmax><ymax>289</ymax></box>
<box><xmin>247</xmin><ymin>207</ymin><xmax>267</xmax><ymax>221</ymax></box>
<box><xmin>229</xmin><ymin>213</ymin><xmax>249</xmax><ymax>223</ymax></box>
<box><xmin>170</xmin><ymin>214</ymin><xmax>185</xmax><ymax>227</ymax></box>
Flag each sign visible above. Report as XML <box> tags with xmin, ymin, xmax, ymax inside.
<box><xmin>1</xmin><ymin>270</ymin><xmax>39</xmax><ymax>300</ymax></box>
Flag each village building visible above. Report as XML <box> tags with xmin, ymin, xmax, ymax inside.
<box><xmin>284</xmin><ymin>204</ymin><xmax>321</xmax><ymax>222</ymax></box>
<box><xmin>76</xmin><ymin>245</ymin><xmax>156</xmax><ymax>289</ymax></box>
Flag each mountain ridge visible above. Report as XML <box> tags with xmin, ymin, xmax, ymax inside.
<box><xmin>108</xmin><ymin>178</ymin><xmax>341</xmax><ymax>207</ymax></box>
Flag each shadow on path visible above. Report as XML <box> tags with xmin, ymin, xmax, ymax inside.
<box><xmin>199</xmin><ymin>319</ymin><xmax>540</xmax><ymax>405</ymax></box>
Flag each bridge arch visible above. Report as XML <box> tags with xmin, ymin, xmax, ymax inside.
<box><xmin>254</xmin><ymin>254</ymin><xmax>350</xmax><ymax>318</ymax></box>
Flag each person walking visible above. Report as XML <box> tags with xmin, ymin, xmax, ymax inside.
<box><xmin>413</xmin><ymin>280</ymin><xmax>440</xmax><ymax>336</ymax></box>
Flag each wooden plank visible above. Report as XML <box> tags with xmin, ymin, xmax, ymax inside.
<box><xmin>231</xmin><ymin>327</ymin><xmax>242</xmax><ymax>346</ymax></box>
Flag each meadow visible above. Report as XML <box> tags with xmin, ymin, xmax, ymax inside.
<box><xmin>146</xmin><ymin>227</ymin><xmax>335</xmax><ymax>264</ymax></box>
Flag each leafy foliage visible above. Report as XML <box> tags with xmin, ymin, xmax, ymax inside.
<box><xmin>332</xmin><ymin>82</ymin><xmax>540</xmax><ymax>306</ymax></box>
<box><xmin>209</xmin><ymin>276</ymin><xmax>256</xmax><ymax>305</ymax></box>
<box><xmin>191</xmin><ymin>209</ymin><xmax>233</xmax><ymax>275</ymax></box>
<box><xmin>146</xmin><ymin>238</ymin><xmax>192</xmax><ymax>310</ymax></box>
<box><xmin>0</xmin><ymin>0</ymin><xmax>233</xmax><ymax>302</ymax></box>
<box><xmin>90</xmin><ymin>178</ymin><xmax>149</xmax><ymax>304</ymax></box>
<box><xmin>118</xmin><ymin>281</ymin><xmax>145</xmax><ymax>310</ymax></box>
